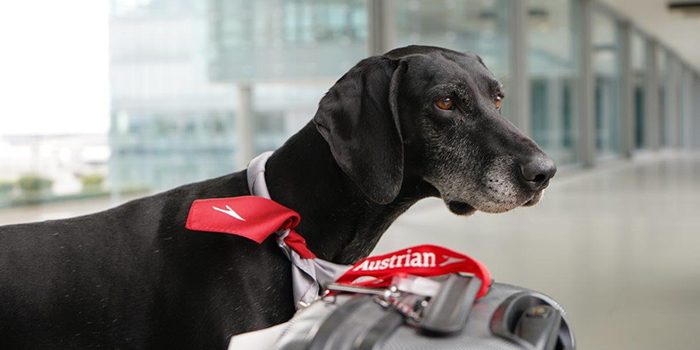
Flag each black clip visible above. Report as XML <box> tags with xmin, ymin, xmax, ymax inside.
<box><xmin>417</xmin><ymin>274</ymin><xmax>481</xmax><ymax>335</ymax></box>
<box><xmin>490</xmin><ymin>292</ymin><xmax>576</xmax><ymax>350</ymax></box>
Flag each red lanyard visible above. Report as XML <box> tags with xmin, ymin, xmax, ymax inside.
<box><xmin>334</xmin><ymin>245</ymin><xmax>492</xmax><ymax>298</ymax></box>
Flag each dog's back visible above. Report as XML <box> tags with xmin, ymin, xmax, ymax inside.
<box><xmin>0</xmin><ymin>171</ymin><xmax>295</xmax><ymax>348</ymax></box>
<box><xmin>0</xmin><ymin>194</ymin><xmax>163</xmax><ymax>347</ymax></box>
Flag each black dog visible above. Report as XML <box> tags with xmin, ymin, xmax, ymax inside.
<box><xmin>0</xmin><ymin>46</ymin><xmax>555</xmax><ymax>349</ymax></box>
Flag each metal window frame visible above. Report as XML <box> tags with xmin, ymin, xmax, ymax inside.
<box><xmin>509</xmin><ymin>0</ymin><xmax>531</xmax><ymax>136</ymax></box>
<box><xmin>695</xmin><ymin>74</ymin><xmax>700</xmax><ymax>149</ymax></box>
<box><xmin>619</xmin><ymin>20</ymin><xmax>634</xmax><ymax>158</ymax></box>
<box><xmin>367</xmin><ymin>0</ymin><xmax>395</xmax><ymax>56</ymax></box>
<box><xmin>645</xmin><ymin>39</ymin><xmax>661</xmax><ymax>150</ymax></box>
<box><xmin>578</xmin><ymin>0</ymin><xmax>596</xmax><ymax>167</ymax></box>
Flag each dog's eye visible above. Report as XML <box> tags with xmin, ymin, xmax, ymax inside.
<box><xmin>495</xmin><ymin>96</ymin><xmax>503</xmax><ymax>110</ymax></box>
<box><xmin>435</xmin><ymin>97</ymin><xmax>454</xmax><ymax>110</ymax></box>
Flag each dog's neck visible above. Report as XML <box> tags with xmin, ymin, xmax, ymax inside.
<box><xmin>264</xmin><ymin>122</ymin><xmax>434</xmax><ymax>264</ymax></box>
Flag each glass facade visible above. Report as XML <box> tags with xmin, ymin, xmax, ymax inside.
<box><xmin>109</xmin><ymin>0</ymin><xmax>239</xmax><ymax>193</ymax></box>
<box><xmin>592</xmin><ymin>9</ymin><xmax>622</xmax><ymax>157</ymax></box>
<box><xmin>208</xmin><ymin>0</ymin><xmax>368</xmax><ymax>81</ymax></box>
<box><xmin>110</xmin><ymin>0</ymin><xmax>369</xmax><ymax>194</ymax></box>
<box><xmin>527</xmin><ymin>0</ymin><xmax>580</xmax><ymax>164</ymax></box>
<box><xmin>103</xmin><ymin>0</ymin><xmax>700</xmax><ymax>195</ymax></box>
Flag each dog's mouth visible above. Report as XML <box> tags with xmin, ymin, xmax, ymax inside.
<box><xmin>447</xmin><ymin>189</ymin><xmax>544</xmax><ymax>216</ymax></box>
<box><xmin>447</xmin><ymin>201</ymin><xmax>477</xmax><ymax>216</ymax></box>
<box><xmin>522</xmin><ymin>190</ymin><xmax>544</xmax><ymax>207</ymax></box>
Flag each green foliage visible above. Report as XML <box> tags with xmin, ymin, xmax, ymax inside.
<box><xmin>17</xmin><ymin>174</ymin><xmax>53</xmax><ymax>204</ymax></box>
<box><xmin>81</xmin><ymin>173</ymin><xmax>105</xmax><ymax>192</ymax></box>
<box><xmin>17</xmin><ymin>174</ymin><xmax>53</xmax><ymax>193</ymax></box>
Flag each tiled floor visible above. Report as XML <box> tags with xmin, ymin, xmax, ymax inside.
<box><xmin>376</xmin><ymin>151</ymin><xmax>700</xmax><ymax>349</ymax></box>
<box><xmin>2</xmin><ymin>152</ymin><xmax>699</xmax><ymax>348</ymax></box>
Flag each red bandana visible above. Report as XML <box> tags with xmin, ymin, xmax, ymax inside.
<box><xmin>186</xmin><ymin>196</ymin><xmax>316</xmax><ymax>258</ymax></box>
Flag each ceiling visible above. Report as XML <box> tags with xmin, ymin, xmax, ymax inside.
<box><xmin>599</xmin><ymin>0</ymin><xmax>700</xmax><ymax>72</ymax></box>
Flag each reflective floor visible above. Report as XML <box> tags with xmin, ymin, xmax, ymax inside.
<box><xmin>376</xmin><ymin>151</ymin><xmax>700</xmax><ymax>349</ymax></box>
<box><xmin>1</xmin><ymin>152</ymin><xmax>699</xmax><ymax>349</ymax></box>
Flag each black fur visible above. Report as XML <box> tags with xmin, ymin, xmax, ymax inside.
<box><xmin>0</xmin><ymin>46</ymin><xmax>555</xmax><ymax>349</ymax></box>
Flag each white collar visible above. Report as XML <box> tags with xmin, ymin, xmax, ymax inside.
<box><xmin>246</xmin><ymin>151</ymin><xmax>350</xmax><ymax>308</ymax></box>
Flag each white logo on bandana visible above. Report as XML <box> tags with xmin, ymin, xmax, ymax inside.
<box><xmin>212</xmin><ymin>205</ymin><xmax>246</xmax><ymax>221</ymax></box>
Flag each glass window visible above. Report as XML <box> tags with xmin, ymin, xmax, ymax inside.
<box><xmin>393</xmin><ymin>0</ymin><xmax>512</xmax><ymax>117</ymax></box>
<box><xmin>631</xmin><ymin>31</ymin><xmax>647</xmax><ymax>149</ymax></box>
<box><xmin>592</xmin><ymin>9</ymin><xmax>622</xmax><ymax>157</ymax></box>
<box><xmin>210</xmin><ymin>0</ymin><xmax>368</xmax><ymax>81</ymax></box>
<box><xmin>527</xmin><ymin>0</ymin><xmax>580</xmax><ymax>165</ymax></box>
<box><xmin>109</xmin><ymin>0</ymin><xmax>368</xmax><ymax>196</ymax></box>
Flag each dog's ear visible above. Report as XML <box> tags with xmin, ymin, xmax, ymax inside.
<box><xmin>313</xmin><ymin>56</ymin><xmax>407</xmax><ymax>204</ymax></box>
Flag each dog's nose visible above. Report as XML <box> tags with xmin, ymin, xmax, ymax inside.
<box><xmin>520</xmin><ymin>157</ymin><xmax>557</xmax><ymax>191</ymax></box>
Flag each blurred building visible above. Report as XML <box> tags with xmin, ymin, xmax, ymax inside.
<box><xmin>109</xmin><ymin>0</ymin><xmax>368</xmax><ymax>192</ymax></box>
<box><xmin>109</xmin><ymin>0</ymin><xmax>236</xmax><ymax>192</ymax></box>
<box><xmin>109</xmin><ymin>0</ymin><xmax>700</xmax><ymax>194</ymax></box>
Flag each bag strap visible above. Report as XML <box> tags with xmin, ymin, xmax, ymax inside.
<box><xmin>307</xmin><ymin>295</ymin><xmax>403</xmax><ymax>350</ymax></box>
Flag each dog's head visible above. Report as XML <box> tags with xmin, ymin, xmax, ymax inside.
<box><xmin>314</xmin><ymin>45</ymin><xmax>556</xmax><ymax>215</ymax></box>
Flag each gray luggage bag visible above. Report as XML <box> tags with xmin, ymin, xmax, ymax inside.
<box><xmin>273</xmin><ymin>276</ymin><xmax>575</xmax><ymax>350</ymax></box>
